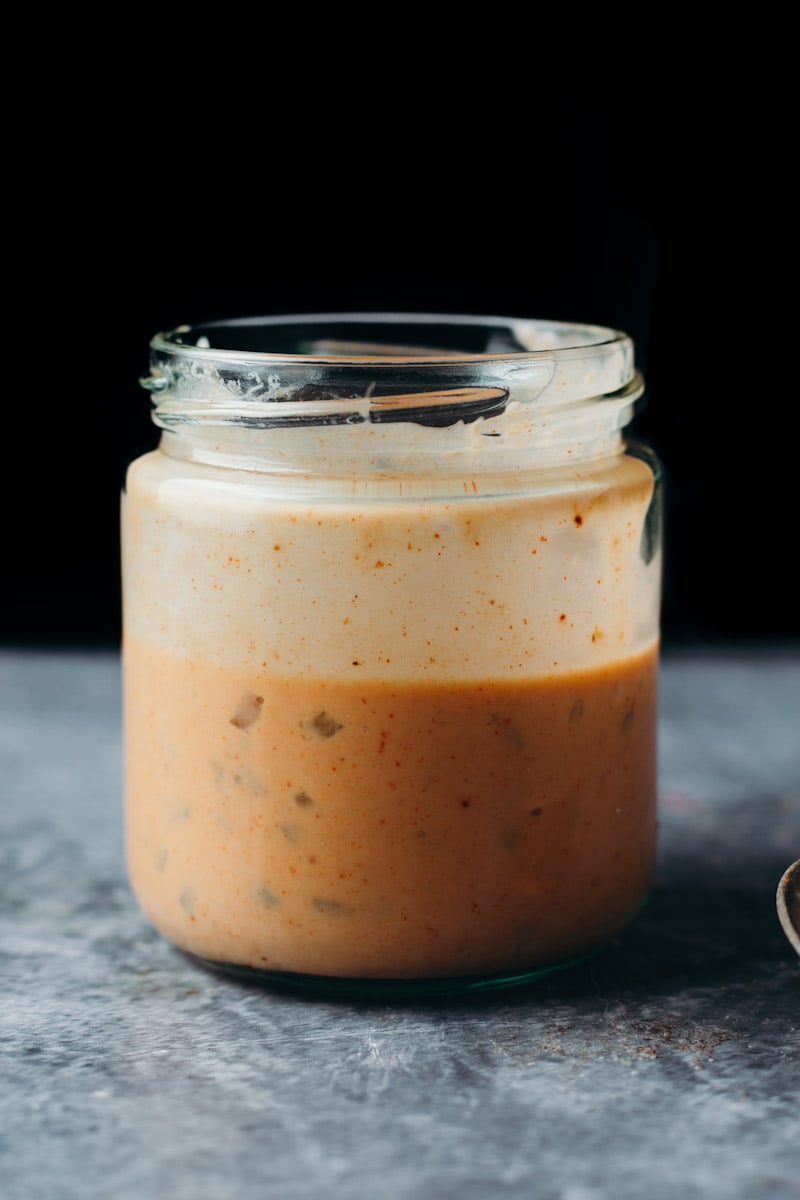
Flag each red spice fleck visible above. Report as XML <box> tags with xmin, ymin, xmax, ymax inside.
<box><xmin>574</xmin><ymin>514</ymin><xmax>583</xmax><ymax>526</ymax></box>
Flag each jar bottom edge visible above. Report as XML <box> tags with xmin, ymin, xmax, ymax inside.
<box><xmin>181</xmin><ymin>945</ymin><xmax>609</xmax><ymax>1001</ymax></box>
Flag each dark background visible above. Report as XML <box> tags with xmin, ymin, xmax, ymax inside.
<box><xmin>3</xmin><ymin>20</ymin><xmax>795</xmax><ymax>652</ymax></box>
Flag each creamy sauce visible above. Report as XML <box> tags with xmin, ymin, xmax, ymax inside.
<box><xmin>122</xmin><ymin>443</ymin><xmax>660</xmax><ymax>980</ymax></box>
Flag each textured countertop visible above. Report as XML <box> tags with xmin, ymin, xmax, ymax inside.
<box><xmin>1</xmin><ymin>645</ymin><xmax>798</xmax><ymax>1200</ymax></box>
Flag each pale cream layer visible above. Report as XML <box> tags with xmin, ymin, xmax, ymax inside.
<box><xmin>121</xmin><ymin>449</ymin><xmax>660</xmax><ymax>678</ymax></box>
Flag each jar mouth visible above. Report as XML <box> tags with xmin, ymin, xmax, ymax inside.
<box><xmin>144</xmin><ymin>312</ymin><xmax>643</xmax><ymax>452</ymax></box>
<box><xmin>152</xmin><ymin>312</ymin><xmax>631</xmax><ymax>365</ymax></box>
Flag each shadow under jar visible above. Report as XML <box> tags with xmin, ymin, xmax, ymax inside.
<box><xmin>121</xmin><ymin>313</ymin><xmax>663</xmax><ymax>998</ymax></box>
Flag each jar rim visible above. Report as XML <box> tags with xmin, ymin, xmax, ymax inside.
<box><xmin>151</xmin><ymin>311</ymin><xmax>632</xmax><ymax>366</ymax></box>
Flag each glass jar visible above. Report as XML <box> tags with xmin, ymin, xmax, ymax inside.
<box><xmin>121</xmin><ymin>312</ymin><xmax>663</xmax><ymax>997</ymax></box>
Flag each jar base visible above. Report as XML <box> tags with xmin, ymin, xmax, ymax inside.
<box><xmin>184</xmin><ymin>948</ymin><xmax>606</xmax><ymax>1000</ymax></box>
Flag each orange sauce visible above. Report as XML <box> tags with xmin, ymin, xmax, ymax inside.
<box><xmin>124</xmin><ymin>639</ymin><xmax>658</xmax><ymax>979</ymax></box>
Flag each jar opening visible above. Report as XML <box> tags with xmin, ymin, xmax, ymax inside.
<box><xmin>143</xmin><ymin>313</ymin><xmax>644</xmax><ymax>469</ymax></box>
<box><xmin>154</xmin><ymin>312</ymin><xmax>631</xmax><ymax>364</ymax></box>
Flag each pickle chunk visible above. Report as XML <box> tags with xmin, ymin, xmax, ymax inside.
<box><xmin>230</xmin><ymin>693</ymin><xmax>264</xmax><ymax>729</ymax></box>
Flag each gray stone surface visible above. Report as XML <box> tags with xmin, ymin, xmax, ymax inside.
<box><xmin>1</xmin><ymin>645</ymin><xmax>798</xmax><ymax>1200</ymax></box>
